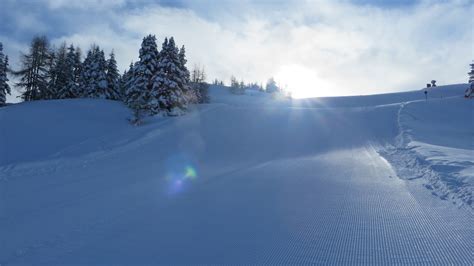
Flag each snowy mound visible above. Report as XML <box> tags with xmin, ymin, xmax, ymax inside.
<box><xmin>0</xmin><ymin>84</ymin><xmax>472</xmax><ymax>264</ymax></box>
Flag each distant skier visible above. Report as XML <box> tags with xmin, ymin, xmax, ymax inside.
<box><xmin>424</xmin><ymin>90</ymin><xmax>428</xmax><ymax>101</ymax></box>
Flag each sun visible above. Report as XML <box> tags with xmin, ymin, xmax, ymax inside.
<box><xmin>274</xmin><ymin>65</ymin><xmax>333</xmax><ymax>99</ymax></box>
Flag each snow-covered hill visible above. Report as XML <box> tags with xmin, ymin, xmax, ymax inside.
<box><xmin>0</xmin><ymin>84</ymin><xmax>472</xmax><ymax>264</ymax></box>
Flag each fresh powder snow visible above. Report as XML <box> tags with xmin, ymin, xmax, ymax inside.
<box><xmin>0</xmin><ymin>84</ymin><xmax>472</xmax><ymax>264</ymax></box>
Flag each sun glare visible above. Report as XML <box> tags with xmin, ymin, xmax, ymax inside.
<box><xmin>275</xmin><ymin>65</ymin><xmax>334</xmax><ymax>99</ymax></box>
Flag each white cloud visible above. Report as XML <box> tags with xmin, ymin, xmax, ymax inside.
<box><xmin>5</xmin><ymin>0</ymin><xmax>473</xmax><ymax>101</ymax></box>
<box><xmin>46</xmin><ymin>0</ymin><xmax>126</xmax><ymax>10</ymax></box>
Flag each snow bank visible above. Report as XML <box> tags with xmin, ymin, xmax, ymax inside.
<box><xmin>381</xmin><ymin>95</ymin><xmax>473</xmax><ymax>207</ymax></box>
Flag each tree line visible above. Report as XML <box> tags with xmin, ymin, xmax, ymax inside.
<box><xmin>227</xmin><ymin>76</ymin><xmax>281</xmax><ymax>95</ymax></box>
<box><xmin>0</xmin><ymin>35</ymin><xmax>208</xmax><ymax>124</ymax></box>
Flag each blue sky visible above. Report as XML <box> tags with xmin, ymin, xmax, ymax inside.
<box><xmin>1</xmin><ymin>0</ymin><xmax>472</xmax><ymax>99</ymax></box>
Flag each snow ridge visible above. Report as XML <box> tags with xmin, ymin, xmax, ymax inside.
<box><xmin>380</xmin><ymin>99</ymin><xmax>473</xmax><ymax>208</ymax></box>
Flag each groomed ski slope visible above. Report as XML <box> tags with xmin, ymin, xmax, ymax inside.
<box><xmin>0</xmin><ymin>84</ymin><xmax>472</xmax><ymax>264</ymax></box>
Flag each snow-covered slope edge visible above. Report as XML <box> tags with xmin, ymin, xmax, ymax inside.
<box><xmin>380</xmin><ymin>96</ymin><xmax>473</xmax><ymax>208</ymax></box>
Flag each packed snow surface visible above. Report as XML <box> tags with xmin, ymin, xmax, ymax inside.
<box><xmin>0</xmin><ymin>84</ymin><xmax>472</xmax><ymax>264</ymax></box>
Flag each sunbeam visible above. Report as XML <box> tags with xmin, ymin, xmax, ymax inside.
<box><xmin>275</xmin><ymin>65</ymin><xmax>335</xmax><ymax>99</ymax></box>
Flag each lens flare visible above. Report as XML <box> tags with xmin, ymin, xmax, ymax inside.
<box><xmin>164</xmin><ymin>154</ymin><xmax>199</xmax><ymax>195</ymax></box>
<box><xmin>185</xmin><ymin>166</ymin><xmax>197</xmax><ymax>179</ymax></box>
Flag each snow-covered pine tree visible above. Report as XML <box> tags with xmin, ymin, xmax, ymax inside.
<box><xmin>178</xmin><ymin>45</ymin><xmax>197</xmax><ymax>103</ymax></box>
<box><xmin>77</xmin><ymin>48</ymin><xmax>93</xmax><ymax>97</ymax></box>
<box><xmin>0</xmin><ymin>43</ymin><xmax>11</xmax><ymax>105</ymax></box>
<box><xmin>72</xmin><ymin>47</ymin><xmax>82</xmax><ymax>96</ymax></box>
<box><xmin>151</xmin><ymin>37</ymin><xmax>188</xmax><ymax>115</ymax></box>
<box><xmin>468</xmin><ymin>61</ymin><xmax>474</xmax><ymax>83</ymax></box>
<box><xmin>95</xmin><ymin>49</ymin><xmax>109</xmax><ymax>98</ymax></box>
<box><xmin>265</xmin><ymin>77</ymin><xmax>279</xmax><ymax>93</ymax></box>
<box><xmin>127</xmin><ymin>62</ymin><xmax>146</xmax><ymax>125</ymax></box>
<box><xmin>230</xmin><ymin>76</ymin><xmax>238</xmax><ymax>88</ymax></box>
<box><xmin>105</xmin><ymin>51</ymin><xmax>121</xmax><ymax>100</ymax></box>
<box><xmin>12</xmin><ymin>36</ymin><xmax>53</xmax><ymax>101</ymax></box>
<box><xmin>78</xmin><ymin>45</ymin><xmax>108</xmax><ymax>98</ymax></box>
<box><xmin>42</xmin><ymin>47</ymin><xmax>57</xmax><ymax>99</ymax></box>
<box><xmin>58</xmin><ymin>44</ymin><xmax>78</xmax><ymax>99</ymax></box>
<box><xmin>120</xmin><ymin>62</ymin><xmax>134</xmax><ymax>102</ymax></box>
<box><xmin>230</xmin><ymin>75</ymin><xmax>242</xmax><ymax>94</ymax></box>
<box><xmin>49</xmin><ymin>43</ymin><xmax>70</xmax><ymax>99</ymax></box>
<box><xmin>126</xmin><ymin>35</ymin><xmax>159</xmax><ymax>115</ymax></box>
<box><xmin>119</xmin><ymin>70</ymin><xmax>127</xmax><ymax>101</ymax></box>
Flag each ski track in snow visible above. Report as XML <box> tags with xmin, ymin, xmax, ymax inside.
<box><xmin>0</xmin><ymin>84</ymin><xmax>473</xmax><ymax>264</ymax></box>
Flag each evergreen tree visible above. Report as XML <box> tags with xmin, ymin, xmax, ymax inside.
<box><xmin>0</xmin><ymin>43</ymin><xmax>11</xmax><ymax>105</ymax></box>
<box><xmin>265</xmin><ymin>77</ymin><xmax>280</xmax><ymax>93</ymax></box>
<box><xmin>43</xmin><ymin>47</ymin><xmax>58</xmax><ymax>99</ymax></box>
<box><xmin>78</xmin><ymin>45</ymin><xmax>108</xmax><ymax>98</ymax></box>
<box><xmin>59</xmin><ymin>44</ymin><xmax>78</xmax><ymax>99</ymax></box>
<box><xmin>178</xmin><ymin>45</ymin><xmax>197</xmax><ymax>103</ymax></box>
<box><xmin>126</xmin><ymin>35</ymin><xmax>159</xmax><ymax>114</ymax></box>
<box><xmin>230</xmin><ymin>76</ymin><xmax>239</xmax><ymax>88</ymax></box>
<box><xmin>73</xmin><ymin>47</ymin><xmax>82</xmax><ymax>90</ymax></box>
<box><xmin>120</xmin><ymin>62</ymin><xmax>134</xmax><ymax>102</ymax></box>
<box><xmin>77</xmin><ymin>49</ymin><xmax>92</xmax><ymax>97</ymax></box>
<box><xmin>127</xmin><ymin>62</ymin><xmax>146</xmax><ymax>125</ymax></box>
<box><xmin>49</xmin><ymin>43</ymin><xmax>70</xmax><ymax>99</ymax></box>
<box><xmin>105</xmin><ymin>51</ymin><xmax>121</xmax><ymax>100</ymax></box>
<box><xmin>119</xmin><ymin>70</ymin><xmax>127</xmax><ymax>101</ymax></box>
<box><xmin>151</xmin><ymin>37</ymin><xmax>188</xmax><ymax>114</ymax></box>
<box><xmin>95</xmin><ymin>49</ymin><xmax>109</xmax><ymax>98</ymax></box>
<box><xmin>230</xmin><ymin>75</ymin><xmax>244</xmax><ymax>94</ymax></box>
<box><xmin>12</xmin><ymin>36</ymin><xmax>53</xmax><ymax>101</ymax></box>
<box><xmin>469</xmin><ymin>61</ymin><xmax>474</xmax><ymax>83</ymax></box>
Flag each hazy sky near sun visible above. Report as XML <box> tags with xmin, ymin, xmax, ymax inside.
<box><xmin>1</xmin><ymin>0</ymin><xmax>472</xmax><ymax>99</ymax></box>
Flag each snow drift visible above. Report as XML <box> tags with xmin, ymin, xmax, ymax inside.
<box><xmin>381</xmin><ymin>95</ymin><xmax>473</xmax><ymax>206</ymax></box>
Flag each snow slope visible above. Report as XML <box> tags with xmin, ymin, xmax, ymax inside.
<box><xmin>0</xmin><ymin>99</ymin><xmax>131</xmax><ymax>166</ymax></box>
<box><xmin>0</xmin><ymin>84</ymin><xmax>472</xmax><ymax>264</ymax></box>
